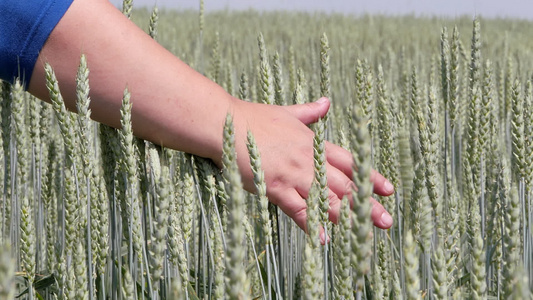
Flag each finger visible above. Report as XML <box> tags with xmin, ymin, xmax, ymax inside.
<box><xmin>370</xmin><ymin>170</ymin><xmax>395</xmax><ymax>196</ymax></box>
<box><xmin>325</xmin><ymin>142</ymin><xmax>353</xmax><ymax>177</ymax></box>
<box><xmin>325</xmin><ymin>163</ymin><xmax>354</xmax><ymax>208</ymax></box>
<box><xmin>274</xmin><ymin>186</ymin><xmax>337</xmax><ymax>245</ymax></box>
<box><xmin>326</xmin><ymin>188</ymin><xmax>342</xmax><ymax>224</ymax></box>
<box><xmin>325</xmin><ymin>142</ymin><xmax>395</xmax><ymax>196</ymax></box>
<box><xmin>319</xmin><ymin>225</ymin><xmax>331</xmax><ymax>245</ymax></box>
<box><xmin>283</xmin><ymin>97</ymin><xmax>330</xmax><ymax>125</ymax></box>
<box><xmin>370</xmin><ymin>197</ymin><xmax>393</xmax><ymax>229</ymax></box>
<box><xmin>292</xmin><ymin>162</ymin><xmax>347</xmax><ymax>225</ymax></box>
<box><xmin>271</xmin><ymin>188</ymin><xmax>309</xmax><ymax>232</ymax></box>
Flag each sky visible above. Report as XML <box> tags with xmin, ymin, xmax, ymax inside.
<box><xmin>109</xmin><ymin>0</ymin><xmax>533</xmax><ymax>20</ymax></box>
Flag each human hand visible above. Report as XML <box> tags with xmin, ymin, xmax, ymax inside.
<box><xmin>224</xmin><ymin>97</ymin><xmax>394</xmax><ymax>233</ymax></box>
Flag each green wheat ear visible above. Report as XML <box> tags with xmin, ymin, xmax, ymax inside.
<box><xmin>302</xmin><ymin>182</ymin><xmax>323</xmax><ymax>299</ymax></box>
<box><xmin>350</xmin><ymin>105</ymin><xmax>373</xmax><ymax>295</ymax></box>
<box><xmin>246</xmin><ymin>131</ymin><xmax>272</xmax><ymax>245</ymax></box>
<box><xmin>333</xmin><ymin>195</ymin><xmax>352</xmax><ymax>299</ymax></box>
<box><xmin>118</xmin><ymin>87</ymin><xmax>144</xmax><ymax>262</ymax></box>
<box><xmin>12</xmin><ymin>79</ymin><xmax>35</xmax><ymax>286</ymax></box>
<box><xmin>468</xmin><ymin>197</ymin><xmax>487</xmax><ymax>299</ymax></box>
<box><xmin>239</xmin><ymin>71</ymin><xmax>249</xmax><ymax>101</ymax></box>
<box><xmin>149</xmin><ymin>6</ymin><xmax>159</xmax><ymax>40</ymax></box>
<box><xmin>121</xmin><ymin>266</ymin><xmax>135</xmax><ymax>299</ymax></box>
<box><xmin>313</xmin><ymin>118</ymin><xmax>329</xmax><ymax>226</ymax></box>
<box><xmin>449</xmin><ymin>26</ymin><xmax>460</xmax><ymax>131</ymax></box>
<box><xmin>292</xmin><ymin>68</ymin><xmax>307</xmax><ymax>105</ymax></box>
<box><xmin>502</xmin><ymin>176</ymin><xmax>522</xmax><ymax>298</ymax></box>
<box><xmin>74</xmin><ymin>242</ymin><xmax>89</xmax><ymax>299</ymax></box>
<box><xmin>45</xmin><ymin>63</ymin><xmax>77</xmax><ymax>165</ymax></box>
<box><xmin>440</xmin><ymin>27</ymin><xmax>450</xmax><ymax>107</ymax></box>
<box><xmin>150</xmin><ymin>163</ymin><xmax>170</xmax><ymax>286</ymax></box>
<box><xmin>20</xmin><ymin>192</ymin><xmax>35</xmax><ymax>287</ymax></box>
<box><xmin>469</xmin><ymin>17</ymin><xmax>481</xmax><ymax>93</ymax></box>
<box><xmin>524</xmin><ymin>80</ymin><xmax>533</xmax><ymax>189</ymax></box>
<box><xmin>74</xmin><ymin>55</ymin><xmax>99</xmax><ymax>293</ymax></box>
<box><xmin>374</xmin><ymin>238</ymin><xmax>390</xmax><ymax>299</ymax></box>
<box><xmin>221</xmin><ymin>114</ymin><xmax>250</xmax><ymax>300</ymax></box>
<box><xmin>258</xmin><ymin>32</ymin><xmax>275</xmax><ymax>105</ymax></box>
<box><xmin>511</xmin><ymin>79</ymin><xmax>525</xmax><ymax>179</ymax></box>
<box><xmin>199</xmin><ymin>0</ymin><xmax>205</xmax><ymax>34</ymax></box>
<box><xmin>414</xmin><ymin>108</ymin><xmax>432</xmax><ymax>254</ymax></box>
<box><xmin>209</xmin><ymin>32</ymin><xmax>221</xmax><ymax>84</ymax></box>
<box><xmin>320</xmin><ymin>32</ymin><xmax>331</xmax><ymax>99</ymax></box>
<box><xmin>122</xmin><ymin>0</ymin><xmax>133</xmax><ymax>19</ymax></box>
<box><xmin>272</xmin><ymin>51</ymin><xmax>285</xmax><ymax>105</ymax></box>
<box><xmin>376</xmin><ymin>64</ymin><xmax>399</xmax><ymax>216</ymax></box>
<box><xmin>431</xmin><ymin>245</ymin><xmax>447</xmax><ymax>299</ymax></box>
<box><xmin>404</xmin><ymin>230</ymin><xmax>421</xmax><ymax>300</ymax></box>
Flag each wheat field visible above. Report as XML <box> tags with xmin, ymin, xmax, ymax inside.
<box><xmin>0</xmin><ymin>1</ymin><xmax>532</xmax><ymax>299</ymax></box>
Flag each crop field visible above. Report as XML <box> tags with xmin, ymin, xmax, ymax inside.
<box><xmin>1</xmin><ymin>1</ymin><xmax>533</xmax><ymax>299</ymax></box>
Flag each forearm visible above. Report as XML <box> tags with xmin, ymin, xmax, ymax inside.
<box><xmin>28</xmin><ymin>0</ymin><xmax>232</xmax><ymax>163</ymax></box>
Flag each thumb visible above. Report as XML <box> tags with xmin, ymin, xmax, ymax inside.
<box><xmin>284</xmin><ymin>97</ymin><xmax>330</xmax><ymax>125</ymax></box>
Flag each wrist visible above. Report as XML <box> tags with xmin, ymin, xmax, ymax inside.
<box><xmin>207</xmin><ymin>96</ymin><xmax>242</xmax><ymax>167</ymax></box>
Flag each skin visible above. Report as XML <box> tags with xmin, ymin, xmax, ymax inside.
<box><xmin>28</xmin><ymin>0</ymin><xmax>395</xmax><ymax>238</ymax></box>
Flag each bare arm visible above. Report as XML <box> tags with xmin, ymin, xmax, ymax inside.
<box><xmin>29</xmin><ymin>0</ymin><xmax>230</xmax><ymax>161</ymax></box>
<box><xmin>28</xmin><ymin>0</ymin><xmax>394</xmax><ymax>231</ymax></box>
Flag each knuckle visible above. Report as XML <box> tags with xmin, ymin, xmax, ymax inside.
<box><xmin>292</xmin><ymin>205</ymin><xmax>308</xmax><ymax>230</ymax></box>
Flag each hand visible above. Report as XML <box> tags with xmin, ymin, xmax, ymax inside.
<box><xmin>225</xmin><ymin>97</ymin><xmax>394</xmax><ymax>233</ymax></box>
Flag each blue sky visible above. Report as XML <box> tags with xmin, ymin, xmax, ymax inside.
<box><xmin>109</xmin><ymin>0</ymin><xmax>533</xmax><ymax>20</ymax></box>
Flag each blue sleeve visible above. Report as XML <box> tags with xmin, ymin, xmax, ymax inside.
<box><xmin>0</xmin><ymin>0</ymin><xmax>74</xmax><ymax>88</ymax></box>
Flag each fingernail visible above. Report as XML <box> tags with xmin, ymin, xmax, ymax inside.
<box><xmin>381</xmin><ymin>212</ymin><xmax>393</xmax><ymax>227</ymax></box>
<box><xmin>384</xmin><ymin>180</ymin><xmax>395</xmax><ymax>194</ymax></box>
<box><xmin>317</xmin><ymin>97</ymin><xmax>329</xmax><ymax>104</ymax></box>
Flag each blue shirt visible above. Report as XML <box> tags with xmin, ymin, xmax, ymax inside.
<box><xmin>0</xmin><ymin>0</ymin><xmax>74</xmax><ymax>88</ymax></box>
